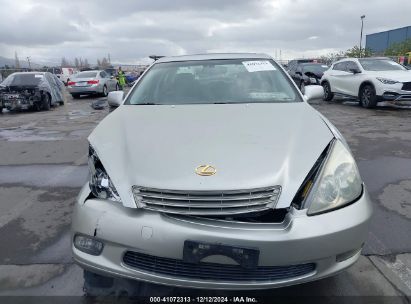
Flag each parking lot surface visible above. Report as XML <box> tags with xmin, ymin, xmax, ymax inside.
<box><xmin>0</xmin><ymin>91</ymin><xmax>410</xmax><ymax>300</ymax></box>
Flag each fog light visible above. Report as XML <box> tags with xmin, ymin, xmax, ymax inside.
<box><xmin>74</xmin><ymin>235</ymin><xmax>104</xmax><ymax>256</ymax></box>
<box><xmin>336</xmin><ymin>247</ymin><xmax>362</xmax><ymax>262</ymax></box>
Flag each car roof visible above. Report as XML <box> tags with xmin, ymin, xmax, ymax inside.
<box><xmin>336</xmin><ymin>57</ymin><xmax>391</xmax><ymax>63</ymax></box>
<box><xmin>300</xmin><ymin>62</ymin><xmax>326</xmax><ymax>66</ymax></box>
<box><xmin>156</xmin><ymin>53</ymin><xmax>272</xmax><ymax>63</ymax></box>
<box><xmin>12</xmin><ymin>72</ymin><xmax>46</xmax><ymax>75</ymax></box>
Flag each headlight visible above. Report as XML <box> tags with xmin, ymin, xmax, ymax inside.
<box><xmin>305</xmin><ymin>140</ymin><xmax>362</xmax><ymax>215</ymax></box>
<box><xmin>309</xmin><ymin>77</ymin><xmax>318</xmax><ymax>84</ymax></box>
<box><xmin>377</xmin><ymin>78</ymin><xmax>399</xmax><ymax>85</ymax></box>
<box><xmin>88</xmin><ymin>145</ymin><xmax>121</xmax><ymax>202</ymax></box>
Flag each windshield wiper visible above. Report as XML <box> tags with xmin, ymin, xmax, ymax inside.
<box><xmin>136</xmin><ymin>102</ymin><xmax>158</xmax><ymax>105</ymax></box>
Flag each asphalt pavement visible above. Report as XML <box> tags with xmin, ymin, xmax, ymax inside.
<box><xmin>0</xmin><ymin>91</ymin><xmax>410</xmax><ymax>302</ymax></box>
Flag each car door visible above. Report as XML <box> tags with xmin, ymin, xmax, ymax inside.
<box><xmin>342</xmin><ymin>61</ymin><xmax>364</xmax><ymax>97</ymax></box>
<box><xmin>327</xmin><ymin>62</ymin><xmax>352</xmax><ymax>95</ymax></box>
<box><xmin>106</xmin><ymin>71</ymin><xmax>117</xmax><ymax>91</ymax></box>
<box><xmin>100</xmin><ymin>71</ymin><xmax>114</xmax><ymax>91</ymax></box>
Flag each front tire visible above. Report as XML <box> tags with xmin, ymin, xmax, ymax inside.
<box><xmin>359</xmin><ymin>84</ymin><xmax>377</xmax><ymax>108</ymax></box>
<box><xmin>322</xmin><ymin>81</ymin><xmax>334</xmax><ymax>101</ymax></box>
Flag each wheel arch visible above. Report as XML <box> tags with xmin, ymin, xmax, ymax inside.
<box><xmin>358</xmin><ymin>81</ymin><xmax>375</xmax><ymax>98</ymax></box>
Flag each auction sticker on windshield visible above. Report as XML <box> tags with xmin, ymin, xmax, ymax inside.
<box><xmin>243</xmin><ymin>60</ymin><xmax>276</xmax><ymax>72</ymax></box>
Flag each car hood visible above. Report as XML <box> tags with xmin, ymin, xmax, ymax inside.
<box><xmin>89</xmin><ymin>103</ymin><xmax>334</xmax><ymax>208</ymax></box>
<box><xmin>367</xmin><ymin>70</ymin><xmax>411</xmax><ymax>82</ymax></box>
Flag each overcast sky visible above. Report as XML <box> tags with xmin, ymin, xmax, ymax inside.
<box><xmin>1</xmin><ymin>0</ymin><xmax>411</xmax><ymax>65</ymax></box>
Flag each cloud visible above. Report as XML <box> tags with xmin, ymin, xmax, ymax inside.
<box><xmin>0</xmin><ymin>0</ymin><xmax>411</xmax><ymax>64</ymax></box>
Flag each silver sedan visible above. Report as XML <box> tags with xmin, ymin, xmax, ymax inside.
<box><xmin>71</xmin><ymin>53</ymin><xmax>372</xmax><ymax>295</ymax></box>
<box><xmin>67</xmin><ymin>70</ymin><xmax>119</xmax><ymax>99</ymax></box>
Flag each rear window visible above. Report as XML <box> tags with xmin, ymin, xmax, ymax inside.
<box><xmin>126</xmin><ymin>59</ymin><xmax>302</xmax><ymax>105</ymax></box>
<box><xmin>1</xmin><ymin>73</ymin><xmax>44</xmax><ymax>87</ymax></box>
<box><xmin>75</xmin><ymin>71</ymin><xmax>98</xmax><ymax>78</ymax></box>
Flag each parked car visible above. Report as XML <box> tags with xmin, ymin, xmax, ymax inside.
<box><xmin>321</xmin><ymin>57</ymin><xmax>411</xmax><ymax>108</ymax></box>
<box><xmin>289</xmin><ymin>62</ymin><xmax>329</xmax><ymax>92</ymax></box>
<box><xmin>125</xmin><ymin>71</ymin><xmax>139</xmax><ymax>84</ymax></box>
<box><xmin>59</xmin><ymin>67</ymin><xmax>77</xmax><ymax>85</ymax></box>
<box><xmin>71</xmin><ymin>53</ymin><xmax>372</xmax><ymax>295</ymax></box>
<box><xmin>0</xmin><ymin>72</ymin><xmax>64</xmax><ymax>112</ymax></box>
<box><xmin>67</xmin><ymin>70</ymin><xmax>119</xmax><ymax>99</ymax></box>
<box><xmin>286</xmin><ymin>59</ymin><xmax>321</xmax><ymax>73</ymax></box>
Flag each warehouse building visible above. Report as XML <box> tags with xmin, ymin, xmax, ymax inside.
<box><xmin>366</xmin><ymin>26</ymin><xmax>411</xmax><ymax>54</ymax></box>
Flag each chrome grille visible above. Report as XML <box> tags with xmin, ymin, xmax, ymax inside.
<box><xmin>132</xmin><ymin>186</ymin><xmax>281</xmax><ymax>215</ymax></box>
<box><xmin>123</xmin><ymin>251</ymin><xmax>315</xmax><ymax>282</ymax></box>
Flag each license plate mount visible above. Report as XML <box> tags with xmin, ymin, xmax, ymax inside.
<box><xmin>183</xmin><ymin>240</ymin><xmax>259</xmax><ymax>269</ymax></box>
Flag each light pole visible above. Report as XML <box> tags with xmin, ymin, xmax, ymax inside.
<box><xmin>359</xmin><ymin>15</ymin><xmax>366</xmax><ymax>58</ymax></box>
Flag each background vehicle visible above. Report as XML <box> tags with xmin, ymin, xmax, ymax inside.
<box><xmin>321</xmin><ymin>57</ymin><xmax>411</xmax><ymax>108</ymax></box>
<box><xmin>286</xmin><ymin>59</ymin><xmax>321</xmax><ymax>73</ymax></box>
<box><xmin>67</xmin><ymin>70</ymin><xmax>119</xmax><ymax>99</ymax></box>
<box><xmin>0</xmin><ymin>72</ymin><xmax>64</xmax><ymax>112</ymax></box>
<box><xmin>60</xmin><ymin>67</ymin><xmax>77</xmax><ymax>85</ymax></box>
<box><xmin>289</xmin><ymin>63</ymin><xmax>329</xmax><ymax>92</ymax></box>
<box><xmin>125</xmin><ymin>71</ymin><xmax>139</xmax><ymax>84</ymax></box>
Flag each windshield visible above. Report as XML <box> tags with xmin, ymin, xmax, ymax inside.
<box><xmin>1</xmin><ymin>73</ymin><xmax>43</xmax><ymax>87</ymax></box>
<box><xmin>303</xmin><ymin>64</ymin><xmax>329</xmax><ymax>73</ymax></box>
<box><xmin>359</xmin><ymin>59</ymin><xmax>406</xmax><ymax>71</ymax></box>
<box><xmin>75</xmin><ymin>71</ymin><xmax>98</xmax><ymax>78</ymax></box>
<box><xmin>126</xmin><ymin>59</ymin><xmax>301</xmax><ymax>105</ymax></box>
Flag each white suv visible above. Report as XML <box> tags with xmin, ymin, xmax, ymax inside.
<box><xmin>321</xmin><ymin>57</ymin><xmax>411</xmax><ymax>108</ymax></box>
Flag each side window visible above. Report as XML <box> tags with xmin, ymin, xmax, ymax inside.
<box><xmin>333</xmin><ymin>62</ymin><xmax>347</xmax><ymax>71</ymax></box>
<box><xmin>100</xmin><ymin>71</ymin><xmax>107</xmax><ymax>78</ymax></box>
<box><xmin>346</xmin><ymin>61</ymin><xmax>360</xmax><ymax>72</ymax></box>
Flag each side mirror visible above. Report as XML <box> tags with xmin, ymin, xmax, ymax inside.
<box><xmin>107</xmin><ymin>91</ymin><xmax>124</xmax><ymax>107</ymax></box>
<box><xmin>303</xmin><ymin>85</ymin><xmax>324</xmax><ymax>102</ymax></box>
<box><xmin>350</xmin><ymin>68</ymin><xmax>361</xmax><ymax>74</ymax></box>
<box><xmin>110</xmin><ymin>75</ymin><xmax>114</xmax><ymax>79</ymax></box>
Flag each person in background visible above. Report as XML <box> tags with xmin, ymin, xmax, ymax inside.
<box><xmin>117</xmin><ymin>67</ymin><xmax>126</xmax><ymax>90</ymax></box>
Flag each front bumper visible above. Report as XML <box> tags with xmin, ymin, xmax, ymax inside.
<box><xmin>71</xmin><ymin>184</ymin><xmax>373</xmax><ymax>290</ymax></box>
<box><xmin>376</xmin><ymin>83</ymin><xmax>411</xmax><ymax>101</ymax></box>
<box><xmin>0</xmin><ymin>97</ymin><xmax>33</xmax><ymax>110</ymax></box>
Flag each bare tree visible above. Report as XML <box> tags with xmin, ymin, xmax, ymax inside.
<box><xmin>74</xmin><ymin>58</ymin><xmax>80</xmax><ymax>68</ymax></box>
<box><xmin>101</xmin><ymin>57</ymin><xmax>109</xmax><ymax>68</ymax></box>
<box><xmin>14</xmin><ymin>51</ymin><xmax>20</xmax><ymax>69</ymax></box>
<box><xmin>97</xmin><ymin>59</ymin><xmax>102</xmax><ymax>67</ymax></box>
<box><xmin>84</xmin><ymin>58</ymin><xmax>90</xmax><ymax>68</ymax></box>
<box><xmin>61</xmin><ymin>57</ymin><xmax>69</xmax><ymax>67</ymax></box>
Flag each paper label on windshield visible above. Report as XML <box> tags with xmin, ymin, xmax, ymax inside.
<box><xmin>34</xmin><ymin>74</ymin><xmax>44</xmax><ymax>78</ymax></box>
<box><xmin>243</xmin><ymin>61</ymin><xmax>276</xmax><ymax>72</ymax></box>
